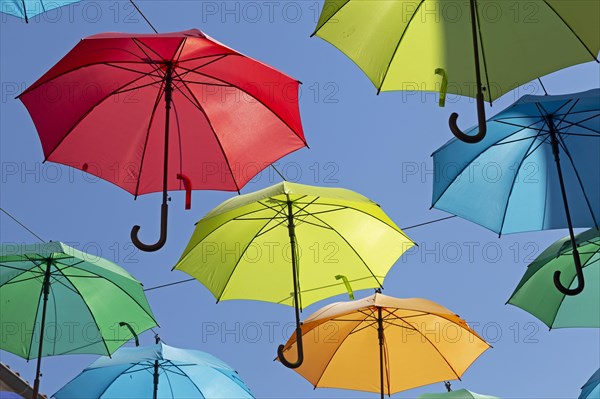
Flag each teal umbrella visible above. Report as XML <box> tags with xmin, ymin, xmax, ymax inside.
<box><xmin>580</xmin><ymin>369</ymin><xmax>600</xmax><ymax>399</ymax></box>
<box><xmin>508</xmin><ymin>229</ymin><xmax>599</xmax><ymax>328</ymax></box>
<box><xmin>53</xmin><ymin>340</ymin><xmax>254</xmax><ymax>399</ymax></box>
<box><xmin>0</xmin><ymin>242</ymin><xmax>158</xmax><ymax>399</ymax></box>
<box><xmin>0</xmin><ymin>0</ymin><xmax>84</xmax><ymax>23</ymax></box>
<box><xmin>418</xmin><ymin>387</ymin><xmax>500</xmax><ymax>399</ymax></box>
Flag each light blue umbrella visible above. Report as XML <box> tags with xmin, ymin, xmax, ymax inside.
<box><xmin>432</xmin><ymin>89</ymin><xmax>599</xmax><ymax>295</ymax></box>
<box><xmin>53</xmin><ymin>341</ymin><xmax>254</xmax><ymax>399</ymax></box>
<box><xmin>0</xmin><ymin>0</ymin><xmax>84</xmax><ymax>23</ymax></box>
<box><xmin>580</xmin><ymin>368</ymin><xmax>600</xmax><ymax>399</ymax></box>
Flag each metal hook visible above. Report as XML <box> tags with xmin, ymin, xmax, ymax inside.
<box><xmin>131</xmin><ymin>203</ymin><xmax>168</xmax><ymax>252</ymax></box>
<box><xmin>553</xmin><ymin>247</ymin><xmax>585</xmax><ymax>295</ymax></box>
<box><xmin>277</xmin><ymin>327</ymin><xmax>304</xmax><ymax>369</ymax></box>
<box><xmin>449</xmin><ymin>91</ymin><xmax>487</xmax><ymax>143</ymax></box>
<box><xmin>119</xmin><ymin>322</ymin><xmax>140</xmax><ymax>346</ymax></box>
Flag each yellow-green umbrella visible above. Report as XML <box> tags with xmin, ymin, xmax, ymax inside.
<box><xmin>174</xmin><ymin>182</ymin><xmax>415</xmax><ymax>368</ymax></box>
<box><xmin>279</xmin><ymin>293</ymin><xmax>490</xmax><ymax>398</ymax></box>
<box><xmin>312</xmin><ymin>0</ymin><xmax>599</xmax><ymax>143</ymax></box>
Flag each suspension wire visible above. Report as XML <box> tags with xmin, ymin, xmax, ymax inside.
<box><xmin>0</xmin><ymin>207</ymin><xmax>46</xmax><ymax>242</ymax></box>
<box><xmin>401</xmin><ymin>215</ymin><xmax>456</xmax><ymax>231</ymax></box>
<box><xmin>129</xmin><ymin>0</ymin><xmax>158</xmax><ymax>33</ymax></box>
<box><xmin>143</xmin><ymin>214</ymin><xmax>459</xmax><ymax>292</ymax></box>
<box><xmin>271</xmin><ymin>165</ymin><xmax>287</xmax><ymax>181</ymax></box>
<box><xmin>537</xmin><ymin>78</ymin><xmax>549</xmax><ymax>96</ymax></box>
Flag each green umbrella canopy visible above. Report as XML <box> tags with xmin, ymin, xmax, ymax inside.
<box><xmin>418</xmin><ymin>388</ymin><xmax>500</xmax><ymax>399</ymax></box>
<box><xmin>508</xmin><ymin>229</ymin><xmax>599</xmax><ymax>328</ymax></box>
<box><xmin>0</xmin><ymin>241</ymin><xmax>158</xmax><ymax>359</ymax></box>
<box><xmin>174</xmin><ymin>181</ymin><xmax>415</xmax><ymax>308</ymax></box>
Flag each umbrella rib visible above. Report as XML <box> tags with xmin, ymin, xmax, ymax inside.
<box><xmin>170</xmin><ymin>70</ymin><xmax>242</xmax><ymax>193</ymax></box>
<box><xmin>166</xmin><ymin>361</ymin><xmax>207</xmax><ymax>396</ymax></box>
<box><xmin>24</xmin><ymin>255</ymin><xmax>50</xmax><ymax>360</ymax></box>
<box><xmin>377</xmin><ymin>0</ymin><xmax>424</xmax><ymax>93</ymax></box>
<box><xmin>60</xmin><ymin>266</ymin><xmax>158</xmax><ymax>328</ymax></box>
<box><xmin>2</xmin><ymin>273</ymin><xmax>44</xmax><ymax>286</ymax></box>
<box><xmin>177</xmin><ymin>66</ymin><xmax>307</xmax><ymax>147</ymax></box>
<box><xmin>174</xmin><ymin>54</ymin><xmax>230</xmax><ymax>81</ymax></box>
<box><xmin>42</xmin><ymin>73</ymin><xmax>152</xmax><ymax>163</ymax></box>
<box><xmin>133</xmin><ymin>79</ymin><xmax>167</xmax><ymax>198</ymax></box>
<box><xmin>103</xmin><ymin>63</ymin><xmax>165</xmax><ymax>80</ymax></box>
<box><xmin>162</xmin><ymin>362</ymin><xmax>177</xmax><ymax>398</ymax></box>
<box><xmin>215</xmin><ymin>214</ymin><xmax>278</xmax><ymax>302</ymax></box>
<box><xmin>473</xmin><ymin>0</ymin><xmax>493</xmax><ymax>103</ymax></box>
<box><xmin>93</xmin><ymin>362</ymin><xmax>142</xmax><ymax>398</ymax></box>
<box><xmin>542</xmin><ymin>1</ymin><xmax>600</xmax><ymax>62</ymax></box>
<box><xmin>311</xmin><ymin>0</ymin><xmax>352</xmax><ymax>36</ymax></box>
<box><xmin>48</xmin><ymin>279</ymin><xmax>59</xmax><ymax>355</ymax></box>
<box><xmin>53</xmin><ymin>269</ymin><xmax>113</xmax><ymax>356</ymax></box>
<box><xmin>111</xmin><ymin>79</ymin><xmax>165</xmax><ymax>96</ymax></box>
<box><xmin>302</xmin><ymin>213</ymin><xmax>384</xmax><ymax>289</ymax></box>
<box><xmin>497</xmin><ymin>127</ymin><xmax>545</xmax><ymax>234</ymax></box>
<box><xmin>131</xmin><ymin>38</ymin><xmax>168</xmax><ymax>64</ymax></box>
<box><xmin>556</xmin><ymin>133</ymin><xmax>600</xmax><ymax>228</ymax></box>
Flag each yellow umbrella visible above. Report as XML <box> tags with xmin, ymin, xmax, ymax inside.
<box><xmin>279</xmin><ymin>292</ymin><xmax>490</xmax><ymax>398</ymax></box>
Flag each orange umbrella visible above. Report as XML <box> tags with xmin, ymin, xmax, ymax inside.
<box><xmin>278</xmin><ymin>292</ymin><xmax>490</xmax><ymax>398</ymax></box>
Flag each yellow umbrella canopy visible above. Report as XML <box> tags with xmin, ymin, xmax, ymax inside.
<box><xmin>279</xmin><ymin>293</ymin><xmax>490</xmax><ymax>397</ymax></box>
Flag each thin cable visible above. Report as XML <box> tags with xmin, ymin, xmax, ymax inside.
<box><xmin>129</xmin><ymin>0</ymin><xmax>158</xmax><ymax>33</ymax></box>
<box><xmin>271</xmin><ymin>165</ymin><xmax>287</xmax><ymax>181</ymax></box>
<box><xmin>0</xmin><ymin>207</ymin><xmax>46</xmax><ymax>242</ymax></box>
<box><xmin>537</xmin><ymin>78</ymin><xmax>549</xmax><ymax>96</ymax></box>
<box><xmin>144</xmin><ymin>278</ymin><xmax>195</xmax><ymax>291</ymax></box>
<box><xmin>401</xmin><ymin>215</ymin><xmax>456</xmax><ymax>231</ymax></box>
<box><xmin>142</xmin><ymin>215</ymin><xmax>459</xmax><ymax>293</ymax></box>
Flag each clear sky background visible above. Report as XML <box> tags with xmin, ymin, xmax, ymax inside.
<box><xmin>1</xmin><ymin>1</ymin><xmax>599</xmax><ymax>398</ymax></box>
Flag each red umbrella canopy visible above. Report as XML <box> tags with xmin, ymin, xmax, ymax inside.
<box><xmin>19</xmin><ymin>29</ymin><xmax>307</xmax><ymax>196</ymax></box>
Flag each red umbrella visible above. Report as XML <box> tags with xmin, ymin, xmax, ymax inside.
<box><xmin>19</xmin><ymin>29</ymin><xmax>307</xmax><ymax>251</ymax></box>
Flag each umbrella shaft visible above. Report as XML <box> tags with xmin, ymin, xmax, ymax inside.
<box><xmin>162</xmin><ymin>65</ymin><xmax>174</xmax><ymax>206</ymax></box>
<box><xmin>548</xmin><ymin>119</ymin><xmax>579</xmax><ymax>250</ymax></box>
<box><xmin>32</xmin><ymin>260</ymin><xmax>52</xmax><ymax>399</ymax></box>
<box><xmin>377</xmin><ymin>307</ymin><xmax>384</xmax><ymax>399</ymax></box>
<box><xmin>468</xmin><ymin>0</ymin><xmax>484</xmax><ymax>97</ymax></box>
<box><xmin>153</xmin><ymin>360</ymin><xmax>159</xmax><ymax>399</ymax></box>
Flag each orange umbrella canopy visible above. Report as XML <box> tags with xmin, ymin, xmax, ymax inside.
<box><xmin>279</xmin><ymin>293</ymin><xmax>490</xmax><ymax>395</ymax></box>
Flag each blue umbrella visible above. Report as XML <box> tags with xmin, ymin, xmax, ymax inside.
<box><xmin>580</xmin><ymin>368</ymin><xmax>600</xmax><ymax>399</ymax></box>
<box><xmin>432</xmin><ymin>89</ymin><xmax>599</xmax><ymax>295</ymax></box>
<box><xmin>53</xmin><ymin>340</ymin><xmax>254</xmax><ymax>399</ymax></box>
<box><xmin>0</xmin><ymin>0</ymin><xmax>84</xmax><ymax>23</ymax></box>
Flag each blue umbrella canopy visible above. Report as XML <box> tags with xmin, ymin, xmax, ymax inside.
<box><xmin>0</xmin><ymin>0</ymin><xmax>84</xmax><ymax>22</ymax></box>
<box><xmin>580</xmin><ymin>368</ymin><xmax>600</xmax><ymax>399</ymax></box>
<box><xmin>53</xmin><ymin>342</ymin><xmax>254</xmax><ymax>399</ymax></box>
<box><xmin>432</xmin><ymin>89</ymin><xmax>599</xmax><ymax>295</ymax></box>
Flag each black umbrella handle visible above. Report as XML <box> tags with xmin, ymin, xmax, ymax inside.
<box><xmin>277</xmin><ymin>327</ymin><xmax>304</xmax><ymax>369</ymax></box>
<box><xmin>449</xmin><ymin>0</ymin><xmax>487</xmax><ymax>144</ymax></box>
<box><xmin>553</xmin><ymin>247</ymin><xmax>585</xmax><ymax>295</ymax></box>
<box><xmin>131</xmin><ymin>203</ymin><xmax>168</xmax><ymax>252</ymax></box>
<box><xmin>119</xmin><ymin>322</ymin><xmax>140</xmax><ymax>346</ymax></box>
<box><xmin>449</xmin><ymin>92</ymin><xmax>487</xmax><ymax>143</ymax></box>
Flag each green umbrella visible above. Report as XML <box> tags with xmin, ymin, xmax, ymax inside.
<box><xmin>507</xmin><ymin>229</ymin><xmax>599</xmax><ymax>328</ymax></box>
<box><xmin>0</xmin><ymin>241</ymin><xmax>158</xmax><ymax>399</ymax></box>
<box><xmin>312</xmin><ymin>0</ymin><xmax>599</xmax><ymax>143</ymax></box>
<box><xmin>174</xmin><ymin>181</ymin><xmax>415</xmax><ymax>368</ymax></box>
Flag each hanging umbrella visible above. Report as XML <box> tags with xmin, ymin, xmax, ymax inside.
<box><xmin>53</xmin><ymin>340</ymin><xmax>254</xmax><ymax>399</ymax></box>
<box><xmin>432</xmin><ymin>89</ymin><xmax>600</xmax><ymax>295</ymax></box>
<box><xmin>0</xmin><ymin>0</ymin><xmax>83</xmax><ymax>22</ymax></box>
<box><xmin>173</xmin><ymin>181</ymin><xmax>415</xmax><ymax>368</ymax></box>
<box><xmin>312</xmin><ymin>0</ymin><xmax>600</xmax><ymax>143</ymax></box>
<box><xmin>508</xmin><ymin>228</ymin><xmax>599</xmax><ymax>328</ymax></box>
<box><xmin>278</xmin><ymin>292</ymin><xmax>490</xmax><ymax>398</ymax></box>
<box><xmin>18</xmin><ymin>29</ymin><xmax>307</xmax><ymax>251</ymax></box>
<box><xmin>418</xmin><ymin>388</ymin><xmax>500</xmax><ymax>399</ymax></box>
<box><xmin>580</xmin><ymin>369</ymin><xmax>600</xmax><ymax>399</ymax></box>
<box><xmin>0</xmin><ymin>241</ymin><xmax>158</xmax><ymax>399</ymax></box>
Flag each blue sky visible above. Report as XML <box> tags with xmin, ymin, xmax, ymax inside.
<box><xmin>1</xmin><ymin>1</ymin><xmax>599</xmax><ymax>398</ymax></box>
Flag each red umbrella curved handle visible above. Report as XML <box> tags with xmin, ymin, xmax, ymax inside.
<box><xmin>553</xmin><ymin>248</ymin><xmax>585</xmax><ymax>295</ymax></box>
<box><xmin>177</xmin><ymin>173</ymin><xmax>192</xmax><ymax>210</ymax></box>
<box><xmin>277</xmin><ymin>328</ymin><xmax>304</xmax><ymax>369</ymax></box>
<box><xmin>131</xmin><ymin>203</ymin><xmax>168</xmax><ymax>252</ymax></box>
<box><xmin>449</xmin><ymin>91</ymin><xmax>487</xmax><ymax>144</ymax></box>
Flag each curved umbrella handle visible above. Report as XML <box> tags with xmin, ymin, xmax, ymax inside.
<box><xmin>177</xmin><ymin>173</ymin><xmax>192</xmax><ymax>210</ymax></box>
<box><xmin>449</xmin><ymin>92</ymin><xmax>487</xmax><ymax>144</ymax></box>
<box><xmin>553</xmin><ymin>248</ymin><xmax>585</xmax><ymax>295</ymax></box>
<box><xmin>119</xmin><ymin>322</ymin><xmax>140</xmax><ymax>346</ymax></box>
<box><xmin>131</xmin><ymin>203</ymin><xmax>168</xmax><ymax>252</ymax></box>
<box><xmin>277</xmin><ymin>327</ymin><xmax>304</xmax><ymax>369</ymax></box>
